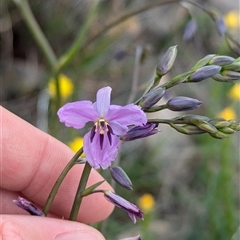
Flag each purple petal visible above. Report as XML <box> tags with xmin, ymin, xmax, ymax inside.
<box><xmin>57</xmin><ymin>101</ymin><xmax>98</xmax><ymax>129</ymax></box>
<box><xmin>13</xmin><ymin>197</ymin><xmax>44</xmax><ymax>216</ymax></box>
<box><xmin>107</xmin><ymin>104</ymin><xmax>147</xmax><ymax>134</ymax></box>
<box><xmin>109</xmin><ymin>121</ymin><xmax>129</xmax><ymax>135</ymax></box>
<box><xmin>127</xmin><ymin>213</ymin><xmax>137</xmax><ymax>224</ymax></box>
<box><xmin>94</xmin><ymin>86</ymin><xmax>112</xmax><ymax>117</ymax></box>
<box><xmin>83</xmin><ymin>131</ymin><xmax>121</xmax><ymax>170</ymax></box>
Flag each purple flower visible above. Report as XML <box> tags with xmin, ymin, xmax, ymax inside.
<box><xmin>13</xmin><ymin>197</ymin><xmax>44</xmax><ymax>216</ymax></box>
<box><xmin>104</xmin><ymin>190</ymin><xmax>143</xmax><ymax>223</ymax></box>
<box><xmin>58</xmin><ymin>86</ymin><xmax>147</xmax><ymax>169</ymax></box>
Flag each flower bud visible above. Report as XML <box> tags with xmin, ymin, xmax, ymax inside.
<box><xmin>104</xmin><ymin>190</ymin><xmax>143</xmax><ymax>223</ymax></box>
<box><xmin>156</xmin><ymin>45</ymin><xmax>177</xmax><ymax>75</ymax></box>
<box><xmin>229</xmin><ymin>120</ymin><xmax>240</xmax><ymax>131</ymax></box>
<box><xmin>183</xmin><ymin>19</ymin><xmax>198</xmax><ymax>41</ymax></box>
<box><xmin>119</xmin><ymin>235</ymin><xmax>141</xmax><ymax>240</ymax></box>
<box><xmin>212</xmin><ymin>74</ymin><xmax>231</xmax><ymax>82</ymax></box>
<box><xmin>209</xmin><ymin>56</ymin><xmax>235</xmax><ymax>66</ymax></box>
<box><xmin>222</xmin><ymin>70</ymin><xmax>240</xmax><ymax>80</ymax></box>
<box><xmin>180</xmin><ymin>114</ymin><xmax>210</xmax><ymax>122</ymax></box>
<box><xmin>110</xmin><ymin>166</ymin><xmax>133</xmax><ymax>190</ymax></box>
<box><xmin>191</xmin><ymin>120</ymin><xmax>218</xmax><ymax>134</ymax></box>
<box><xmin>189</xmin><ymin>65</ymin><xmax>221</xmax><ymax>82</ymax></box>
<box><xmin>191</xmin><ymin>55</ymin><xmax>216</xmax><ymax>70</ymax></box>
<box><xmin>209</xmin><ymin>131</ymin><xmax>229</xmax><ymax>139</ymax></box>
<box><xmin>222</xmin><ymin>62</ymin><xmax>240</xmax><ymax>71</ymax></box>
<box><xmin>170</xmin><ymin>123</ymin><xmax>205</xmax><ymax>135</ymax></box>
<box><xmin>166</xmin><ymin>96</ymin><xmax>202</xmax><ymax>111</ymax></box>
<box><xmin>139</xmin><ymin>87</ymin><xmax>166</xmax><ymax>110</ymax></box>
<box><xmin>13</xmin><ymin>197</ymin><xmax>44</xmax><ymax>216</ymax></box>
<box><xmin>121</xmin><ymin>123</ymin><xmax>159</xmax><ymax>141</ymax></box>
<box><xmin>219</xmin><ymin>127</ymin><xmax>236</xmax><ymax>134</ymax></box>
<box><xmin>215</xmin><ymin>17</ymin><xmax>226</xmax><ymax>36</ymax></box>
<box><xmin>209</xmin><ymin>118</ymin><xmax>231</xmax><ymax>128</ymax></box>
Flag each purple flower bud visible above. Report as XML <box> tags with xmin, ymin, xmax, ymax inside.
<box><xmin>189</xmin><ymin>65</ymin><xmax>221</xmax><ymax>82</ymax></box>
<box><xmin>121</xmin><ymin>123</ymin><xmax>159</xmax><ymax>141</ymax></box>
<box><xmin>104</xmin><ymin>190</ymin><xmax>143</xmax><ymax>223</ymax></box>
<box><xmin>119</xmin><ymin>235</ymin><xmax>141</xmax><ymax>240</ymax></box>
<box><xmin>209</xmin><ymin>56</ymin><xmax>235</xmax><ymax>66</ymax></box>
<box><xmin>222</xmin><ymin>70</ymin><xmax>240</xmax><ymax>80</ymax></box>
<box><xmin>156</xmin><ymin>45</ymin><xmax>177</xmax><ymax>75</ymax></box>
<box><xmin>13</xmin><ymin>197</ymin><xmax>44</xmax><ymax>216</ymax></box>
<box><xmin>215</xmin><ymin>17</ymin><xmax>226</xmax><ymax>36</ymax></box>
<box><xmin>212</xmin><ymin>74</ymin><xmax>230</xmax><ymax>82</ymax></box>
<box><xmin>139</xmin><ymin>87</ymin><xmax>166</xmax><ymax>110</ymax></box>
<box><xmin>110</xmin><ymin>166</ymin><xmax>133</xmax><ymax>190</ymax></box>
<box><xmin>166</xmin><ymin>96</ymin><xmax>202</xmax><ymax>111</ymax></box>
<box><xmin>183</xmin><ymin>19</ymin><xmax>198</xmax><ymax>41</ymax></box>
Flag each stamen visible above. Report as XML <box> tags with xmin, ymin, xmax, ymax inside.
<box><xmin>90</xmin><ymin>118</ymin><xmax>115</xmax><ymax>149</ymax></box>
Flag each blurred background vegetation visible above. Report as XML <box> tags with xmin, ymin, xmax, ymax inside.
<box><xmin>1</xmin><ymin>0</ymin><xmax>239</xmax><ymax>239</ymax></box>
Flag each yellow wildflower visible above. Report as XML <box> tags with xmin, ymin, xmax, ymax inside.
<box><xmin>217</xmin><ymin>107</ymin><xmax>237</xmax><ymax>120</ymax></box>
<box><xmin>138</xmin><ymin>193</ymin><xmax>155</xmax><ymax>213</ymax></box>
<box><xmin>224</xmin><ymin>10</ymin><xmax>240</xmax><ymax>29</ymax></box>
<box><xmin>48</xmin><ymin>74</ymin><xmax>74</xmax><ymax>99</ymax></box>
<box><xmin>228</xmin><ymin>83</ymin><xmax>240</xmax><ymax>101</ymax></box>
<box><xmin>68</xmin><ymin>137</ymin><xmax>85</xmax><ymax>157</ymax></box>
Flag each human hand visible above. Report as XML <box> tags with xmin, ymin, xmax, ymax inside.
<box><xmin>0</xmin><ymin>106</ymin><xmax>114</xmax><ymax>240</ymax></box>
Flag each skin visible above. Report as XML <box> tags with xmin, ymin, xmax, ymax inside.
<box><xmin>0</xmin><ymin>106</ymin><xmax>114</xmax><ymax>239</ymax></box>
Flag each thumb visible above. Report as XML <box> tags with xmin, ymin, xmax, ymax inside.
<box><xmin>1</xmin><ymin>215</ymin><xmax>105</xmax><ymax>240</ymax></box>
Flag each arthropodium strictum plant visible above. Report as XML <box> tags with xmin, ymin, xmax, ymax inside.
<box><xmin>12</xmin><ymin>0</ymin><xmax>240</xmax><ymax>238</ymax></box>
<box><xmin>14</xmin><ymin>45</ymin><xmax>240</xmax><ymax>240</ymax></box>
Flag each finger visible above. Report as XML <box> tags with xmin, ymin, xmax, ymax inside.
<box><xmin>0</xmin><ymin>107</ymin><xmax>114</xmax><ymax>223</ymax></box>
<box><xmin>1</xmin><ymin>215</ymin><xmax>105</xmax><ymax>240</ymax></box>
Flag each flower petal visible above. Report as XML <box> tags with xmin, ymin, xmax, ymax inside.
<box><xmin>107</xmin><ymin>104</ymin><xmax>147</xmax><ymax>134</ymax></box>
<box><xmin>83</xmin><ymin>131</ymin><xmax>121</xmax><ymax>170</ymax></box>
<box><xmin>95</xmin><ymin>86</ymin><xmax>112</xmax><ymax>117</ymax></box>
<box><xmin>109</xmin><ymin>121</ymin><xmax>129</xmax><ymax>136</ymax></box>
<box><xmin>57</xmin><ymin>101</ymin><xmax>98</xmax><ymax>129</ymax></box>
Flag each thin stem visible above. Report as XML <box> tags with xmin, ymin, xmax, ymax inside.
<box><xmin>57</xmin><ymin>2</ymin><xmax>98</xmax><ymax>71</ymax></box>
<box><xmin>12</xmin><ymin>0</ymin><xmax>57</xmax><ymax>69</ymax></box>
<box><xmin>144</xmin><ymin>104</ymin><xmax>167</xmax><ymax>112</ymax></box>
<box><xmin>69</xmin><ymin>162</ymin><xmax>92</xmax><ymax>221</ymax></box>
<box><xmin>127</xmin><ymin>45</ymin><xmax>143</xmax><ymax>104</ymax></box>
<box><xmin>81</xmin><ymin>0</ymin><xmax>182</xmax><ymax>50</ymax></box>
<box><xmin>52</xmin><ymin>72</ymin><xmax>61</xmax><ymax>111</ymax></box>
<box><xmin>43</xmin><ymin>148</ymin><xmax>83</xmax><ymax>216</ymax></box>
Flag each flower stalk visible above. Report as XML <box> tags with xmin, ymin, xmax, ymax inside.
<box><xmin>43</xmin><ymin>147</ymin><xmax>84</xmax><ymax>216</ymax></box>
<box><xmin>69</xmin><ymin>162</ymin><xmax>92</xmax><ymax>221</ymax></box>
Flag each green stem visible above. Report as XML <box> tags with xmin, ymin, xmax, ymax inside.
<box><xmin>57</xmin><ymin>2</ymin><xmax>98</xmax><ymax>71</ymax></box>
<box><xmin>52</xmin><ymin>72</ymin><xmax>61</xmax><ymax>111</ymax></box>
<box><xmin>148</xmin><ymin>118</ymin><xmax>177</xmax><ymax>124</ymax></box>
<box><xmin>43</xmin><ymin>148</ymin><xmax>83</xmax><ymax>216</ymax></box>
<box><xmin>81</xmin><ymin>0</ymin><xmax>182</xmax><ymax>50</ymax></box>
<box><xmin>69</xmin><ymin>162</ymin><xmax>92</xmax><ymax>221</ymax></box>
<box><xmin>144</xmin><ymin>105</ymin><xmax>167</xmax><ymax>112</ymax></box>
<box><xmin>12</xmin><ymin>0</ymin><xmax>57</xmax><ymax>69</ymax></box>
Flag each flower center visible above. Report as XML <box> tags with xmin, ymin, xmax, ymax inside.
<box><xmin>90</xmin><ymin>118</ymin><xmax>114</xmax><ymax>150</ymax></box>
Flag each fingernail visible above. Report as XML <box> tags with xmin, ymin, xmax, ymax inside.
<box><xmin>54</xmin><ymin>230</ymin><xmax>104</xmax><ymax>240</ymax></box>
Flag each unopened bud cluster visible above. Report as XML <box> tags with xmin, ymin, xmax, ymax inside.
<box><xmin>168</xmin><ymin>115</ymin><xmax>240</xmax><ymax>139</ymax></box>
<box><xmin>187</xmin><ymin>55</ymin><xmax>240</xmax><ymax>83</ymax></box>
